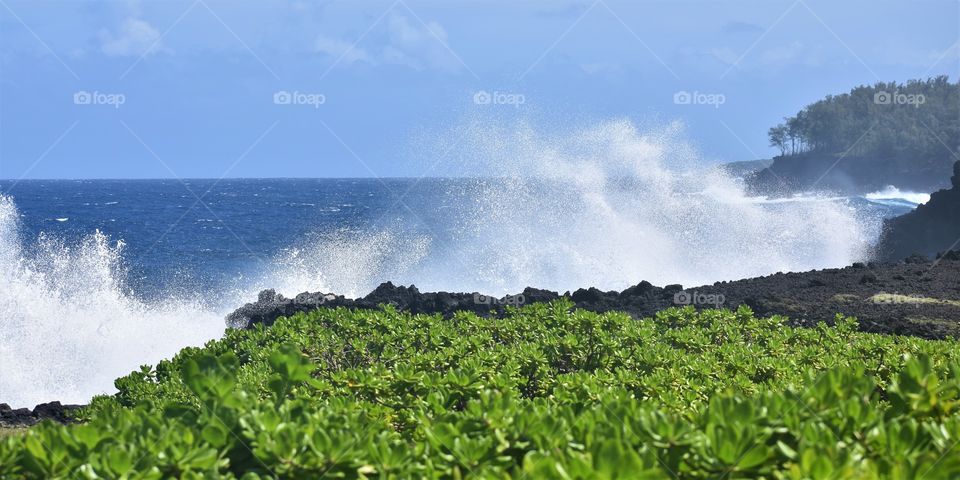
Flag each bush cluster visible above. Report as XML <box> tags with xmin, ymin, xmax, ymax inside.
<box><xmin>3</xmin><ymin>301</ymin><xmax>960</xmax><ymax>478</ymax></box>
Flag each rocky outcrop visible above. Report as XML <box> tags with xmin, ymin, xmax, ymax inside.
<box><xmin>878</xmin><ymin>161</ymin><xmax>960</xmax><ymax>261</ymax></box>
<box><xmin>748</xmin><ymin>153</ymin><xmax>954</xmax><ymax>196</ymax></box>
<box><xmin>228</xmin><ymin>254</ymin><xmax>960</xmax><ymax>339</ymax></box>
<box><xmin>226</xmin><ymin>283</ymin><xmax>557</xmax><ymax>329</ymax></box>
<box><xmin>720</xmin><ymin>159</ymin><xmax>773</xmax><ymax>178</ymax></box>
<box><xmin>0</xmin><ymin>402</ymin><xmax>83</xmax><ymax>427</ymax></box>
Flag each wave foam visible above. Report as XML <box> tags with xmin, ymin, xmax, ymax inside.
<box><xmin>264</xmin><ymin>119</ymin><xmax>878</xmax><ymax>296</ymax></box>
<box><xmin>0</xmin><ymin>195</ymin><xmax>224</xmax><ymax>408</ymax></box>
<box><xmin>865</xmin><ymin>186</ymin><xmax>930</xmax><ymax>205</ymax></box>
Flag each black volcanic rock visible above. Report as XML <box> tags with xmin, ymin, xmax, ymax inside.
<box><xmin>878</xmin><ymin>161</ymin><xmax>960</xmax><ymax>262</ymax></box>
<box><xmin>521</xmin><ymin>287</ymin><xmax>562</xmax><ymax>305</ymax></box>
<box><xmin>0</xmin><ymin>401</ymin><xmax>82</xmax><ymax>427</ymax></box>
<box><xmin>226</xmin><ymin>282</ymin><xmax>559</xmax><ymax>329</ymax></box>
<box><xmin>227</xmin><ymin>256</ymin><xmax>960</xmax><ymax>340</ymax></box>
<box><xmin>747</xmin><ymin>150</ymin><xmax>955</xmax><ymax>196</ymax></box>
<box><xmin>570</xmin><ymin>287</ymin><xmax>604</xmax><ymax>303</ymax></box>
<box><xmin>941</xmin><ymin>250</ymin><xmax>960</xmax><ymax>262</ymax></box>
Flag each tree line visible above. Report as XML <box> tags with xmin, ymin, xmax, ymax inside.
<box><xmin>769</xmin><ymin>76</ymin><xmax>959</xmax><ymax>159</ymax></box>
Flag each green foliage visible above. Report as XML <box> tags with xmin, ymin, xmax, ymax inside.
<box><xmin>768</xmin><ymin>76</ymin><xmax>958</xmax><ymax>160</ymax></box>
<box><xmin>3</xmin><ymin>301</ymin><xmax>960</xmax><ymax>478</ymax></box>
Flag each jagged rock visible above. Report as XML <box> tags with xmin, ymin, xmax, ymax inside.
<box><xmin>620</xmin><ymin>280</ymin><xmax>655</xmax><ymax>298</ymax></box>
<box><xmin>953</xmin><ymin>160</ymin><xmax>960</xmax><ymax>188</ymax></box>
<box><xmin>0</xmin><ymin>401</ymin><xmax>83</xmax><ymax>427</ymax></box>
<box><xmin>571</xmin><ymin>287</ymin><xmax>604</xmax><ymax>303</ymax></box>
<box><xmin>747</xmin><ymin>151</ymin><xmax>954</xmax><ymax>196</ymax></box>
<box><xmin>878</xmin><ymin>161</ymin><xmax>960</xmax><ymax>261</ymax></box>
<box><xmin>226</xmin><ymin>255</ymin><xmax>960</xmax><ymax>340</ymax></box>
<box><xmin>904</xmin><ymin>254</ymin><xmax>929</xmax><ymax>264</ymax></box>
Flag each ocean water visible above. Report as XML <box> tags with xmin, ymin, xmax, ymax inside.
<box><xmin>0</xmin><ymin>178</ymin><xmax>916</xmax><ymax>302</ymax></box>
<box><xmin>0</xmin><ymin>178</ymin><xmax>445</xmax><ymax>301</ymax></box>
<box><xmin>0</xmin><ymin>119</ymin><xmax>930</xmax><ymax>407</ymax></box>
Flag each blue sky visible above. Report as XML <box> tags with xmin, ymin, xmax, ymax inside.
<box><xmin>0</xmin><ymin>0</ymin><xmax>957</xmax><ymax>179</ymax></box>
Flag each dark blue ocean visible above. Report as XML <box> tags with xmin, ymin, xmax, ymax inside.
<box><xmin>0</xmin><ymin>179</ymin><xmax>472</xmax><ymax>300</ymax></box>
<box><xmin>0</xmin><ymin>177</ymin><xmax>925</xmax><ymax>407</ymax></box>
<box><xmin>0</xmin><ymin>178</ymin><xmax>919</xmax><ymax>298</ymax></box>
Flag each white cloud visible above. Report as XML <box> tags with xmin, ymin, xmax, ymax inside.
<box><xmin>314</xmin><ymin>36</ymin><xmax>373</xmax><ymax>65</ymax></box>
<box><xmin>385</xmin><ymin>15</ymin><xmax>458</xmax><ymax>71</ymax></box>
<box><xmin>314</xmin><ymin>14</ymin><xmax>461</xmax><ymax>72</ymax></box>
<box><xmin>381</xmin><ymin>44</ymin><xmax>414</xmax><ymax>67</ymax></box>
<box><xmin>99</xmin><ymin>17</ymin><xmax>166</xmax><ymax>57</ymax></box>
<box><xmin>706</xmin><ymin>47</ymin><xmax>739</xmax><ymax>66</ymax></box>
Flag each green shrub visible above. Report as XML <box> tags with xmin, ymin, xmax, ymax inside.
<box><xmin>3</xmin><ymin>301</ymin><xmax>959</xmax><ymax>478</ymax></box>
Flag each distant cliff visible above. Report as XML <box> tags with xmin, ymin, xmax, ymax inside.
<box><xmin>877</xmin><ymin>161</ymin><xmax>960</xmax><ymax>261</ymax></box>
<box><xmin>719</xmin><ymin>159</ymin><xmax>773</xmax><ymax>178</ymax></box>
<box><xmin>749</xmin><ymin>151</ymin><xmax>953</xmax><ymax>195</ymax></box>
<box><xmin>750</xmin><ymin>77</ymin><xmax>959</xmax><ymax>195</ymax></box>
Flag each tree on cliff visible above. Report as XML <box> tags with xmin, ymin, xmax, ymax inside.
<box><xmin>768</xmin><ymin>124</ymin><xmax>788</xmax><ymax>155</ymax></box>
<box><xmin>767</xmin><ymin>76</ymin><xmax>959</xmax><ymax>160</ymax></box>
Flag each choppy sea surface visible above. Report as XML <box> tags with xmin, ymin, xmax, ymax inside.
<box><xmin>0</xmin><ymin>178</ymin><xmax>923</xmax><ymax>299</ymax></box>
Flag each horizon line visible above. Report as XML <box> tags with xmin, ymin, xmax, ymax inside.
<box><xmin>0</xmin><ymin>176</ymin><xmax>482</xmax><ymax>181</ymax></box>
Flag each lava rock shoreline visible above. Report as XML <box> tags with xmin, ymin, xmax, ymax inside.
<box><xmin>0</xmin><ymin>402</ymin><xmax>83</xmax><ymax>428</ymax></box>
<box><xmin>877</xmin><ymin>161</ymin><xmax>960</xmax><ymax>261</ymax></box>
<box><xmin>229</xmin><ymin>251</ymin><xmax>960</xmax><ymax>340</ymax></box>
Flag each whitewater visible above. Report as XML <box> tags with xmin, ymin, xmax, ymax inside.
<box><xmin>0</xmin><ymin>119</ymin><xmax>898</xmax><ymax>407</ymax></box>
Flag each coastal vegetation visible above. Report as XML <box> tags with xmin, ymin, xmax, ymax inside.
<box><xmin>767</xmin><ymin>76</ymin><xmax>958</xmax><ymax>158</ymax></box>
<box><xmin>3</xmin><ymin>301</ymin><xmax>960</xmax><ymax>478</ymax></box>
<box><xmin>756</xmin><ymin>76</ymin><xmax>959</xmax><ymax>192</ymax></box>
